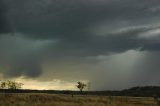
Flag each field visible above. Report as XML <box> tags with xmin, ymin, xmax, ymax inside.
<box><xmin>0</xmin><ymin>93</ymin><xmax>158</xmax><ymax>106</ymax></box>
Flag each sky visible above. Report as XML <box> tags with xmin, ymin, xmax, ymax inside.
<box><xmin>0</xmin><ymin>0</ymin><xmax>160</xmax><ymax>90</ymax></box>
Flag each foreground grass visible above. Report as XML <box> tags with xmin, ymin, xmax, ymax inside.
<box><xmin>0</xmin><ymin>93</ymin><xmax>158</xmax><ymax>106</ymax></box>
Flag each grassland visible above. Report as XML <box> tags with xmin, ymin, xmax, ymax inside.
<box><xmin>0</xmin><ymin>93</ymin><xmax>158</xmax><ymax>106</ymax></box>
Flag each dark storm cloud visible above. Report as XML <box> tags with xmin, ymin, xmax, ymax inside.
<box><xmin>0</xmin><ymin>35</ymin><xmax>55</xmax><ymax>78</ymax></box>
<box><xmin>4</xmin><ymin>59</ymin><xmax>42</xmax><ymax>78</ymax></box>
<box><xmin>1</xmin><ymin>0</ymin><xmax>160</xmax><ymax>90</ymax></box>
<box><xmin>3</xmin><ymin>0</ymin><xmax>157</xmax><ymax>37</ymax></box>
<box><xmin>4</xmin><ymin>0</ymin><xmax>160</xmax><ymax>53</ymax></box>
<box><xmin>0</xmin><ymin>0</ymin><xmax>10</xmax><ymax>33</ymax></box>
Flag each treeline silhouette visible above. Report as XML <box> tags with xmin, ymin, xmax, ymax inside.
<box><xmin>0</xmin><ymin>86</ymin><xmax>160</xmax><ymax>97</ymax></box>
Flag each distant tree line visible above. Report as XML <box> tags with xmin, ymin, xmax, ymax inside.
<box><xmin>0</xmin><ymin>80</ymin><xmax>159</xmax><ymax>98</ymax></box>
<box><xmin>121</xmin><ymin>86</ymin><xmax>160</xmax><ymax>97</ymax></box>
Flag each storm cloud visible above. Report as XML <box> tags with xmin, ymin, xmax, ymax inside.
<box><xmin>0</xmin><ymin>0</ymin><xmax>160</xmax><ymax>90</ymax></box>
<box><xmin>0</xmin><ymin>0</ymin><xmax>10</xmax><ymax>33</ymax></box>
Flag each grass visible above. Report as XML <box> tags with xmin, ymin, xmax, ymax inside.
<box><xmin>0</xmin><ymin>93</ymin><xmax>158</xmax><ymax>106</ymax></box>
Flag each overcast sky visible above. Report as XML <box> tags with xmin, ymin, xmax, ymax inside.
<box><xmin>0</xmin><ymin>0</ymin><xmax>160</xmax><ymax>90</ymax></box>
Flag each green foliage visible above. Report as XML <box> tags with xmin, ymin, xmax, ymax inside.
<box><xmin>0</xmin><ymin>81</ymin><xmax>6</xmax><ymax>89</ymax></box>
<box><xmin>76</xmin><ymin>81</ymin><xmax>87</xmax><ymax>92</ymax></box>
<box><xmin>0</xmin><ymin>80</ymin><xmax>23</xmax><ymax>90</ymax></box>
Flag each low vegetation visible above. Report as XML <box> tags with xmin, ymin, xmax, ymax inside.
<box><xmin>0</xmin><ymin>93</ymin><xmax>158</xmax><ymax>106</ymax></box>
<box><xmin>0</xmin><ymin>80</ymin><xmax>159</xmax><ymax>106</ymax></box>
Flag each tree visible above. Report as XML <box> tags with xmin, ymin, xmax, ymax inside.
<box><xmin>76</xmin><ymin>81</ymin><xmax>87</xmax><ymax>92</ymax></box>
<box><xmin>6</xmin><ymin>80</ymin><xmax>23</xmax><ymax>90</ymax></box>
<box><xmin>0</xmin><ymin>80</ymin><xmax>23</xmax><ymax>90</ymax></box>
<box><xmin>0</xmin><ymin>81</ymin><xmax>7</xmax><ymax>89</ymax></box>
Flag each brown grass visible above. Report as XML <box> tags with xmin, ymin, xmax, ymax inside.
<box><xmin>0</xmin><ymin>93</ymin><xmax>158</xmax><ymax>106</ymax></box>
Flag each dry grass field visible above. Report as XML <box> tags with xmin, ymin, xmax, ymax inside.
<box><xmin>0</xmin><ymin>93</ymin><xmax>158</xmax><ymax>106</ymax></box>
